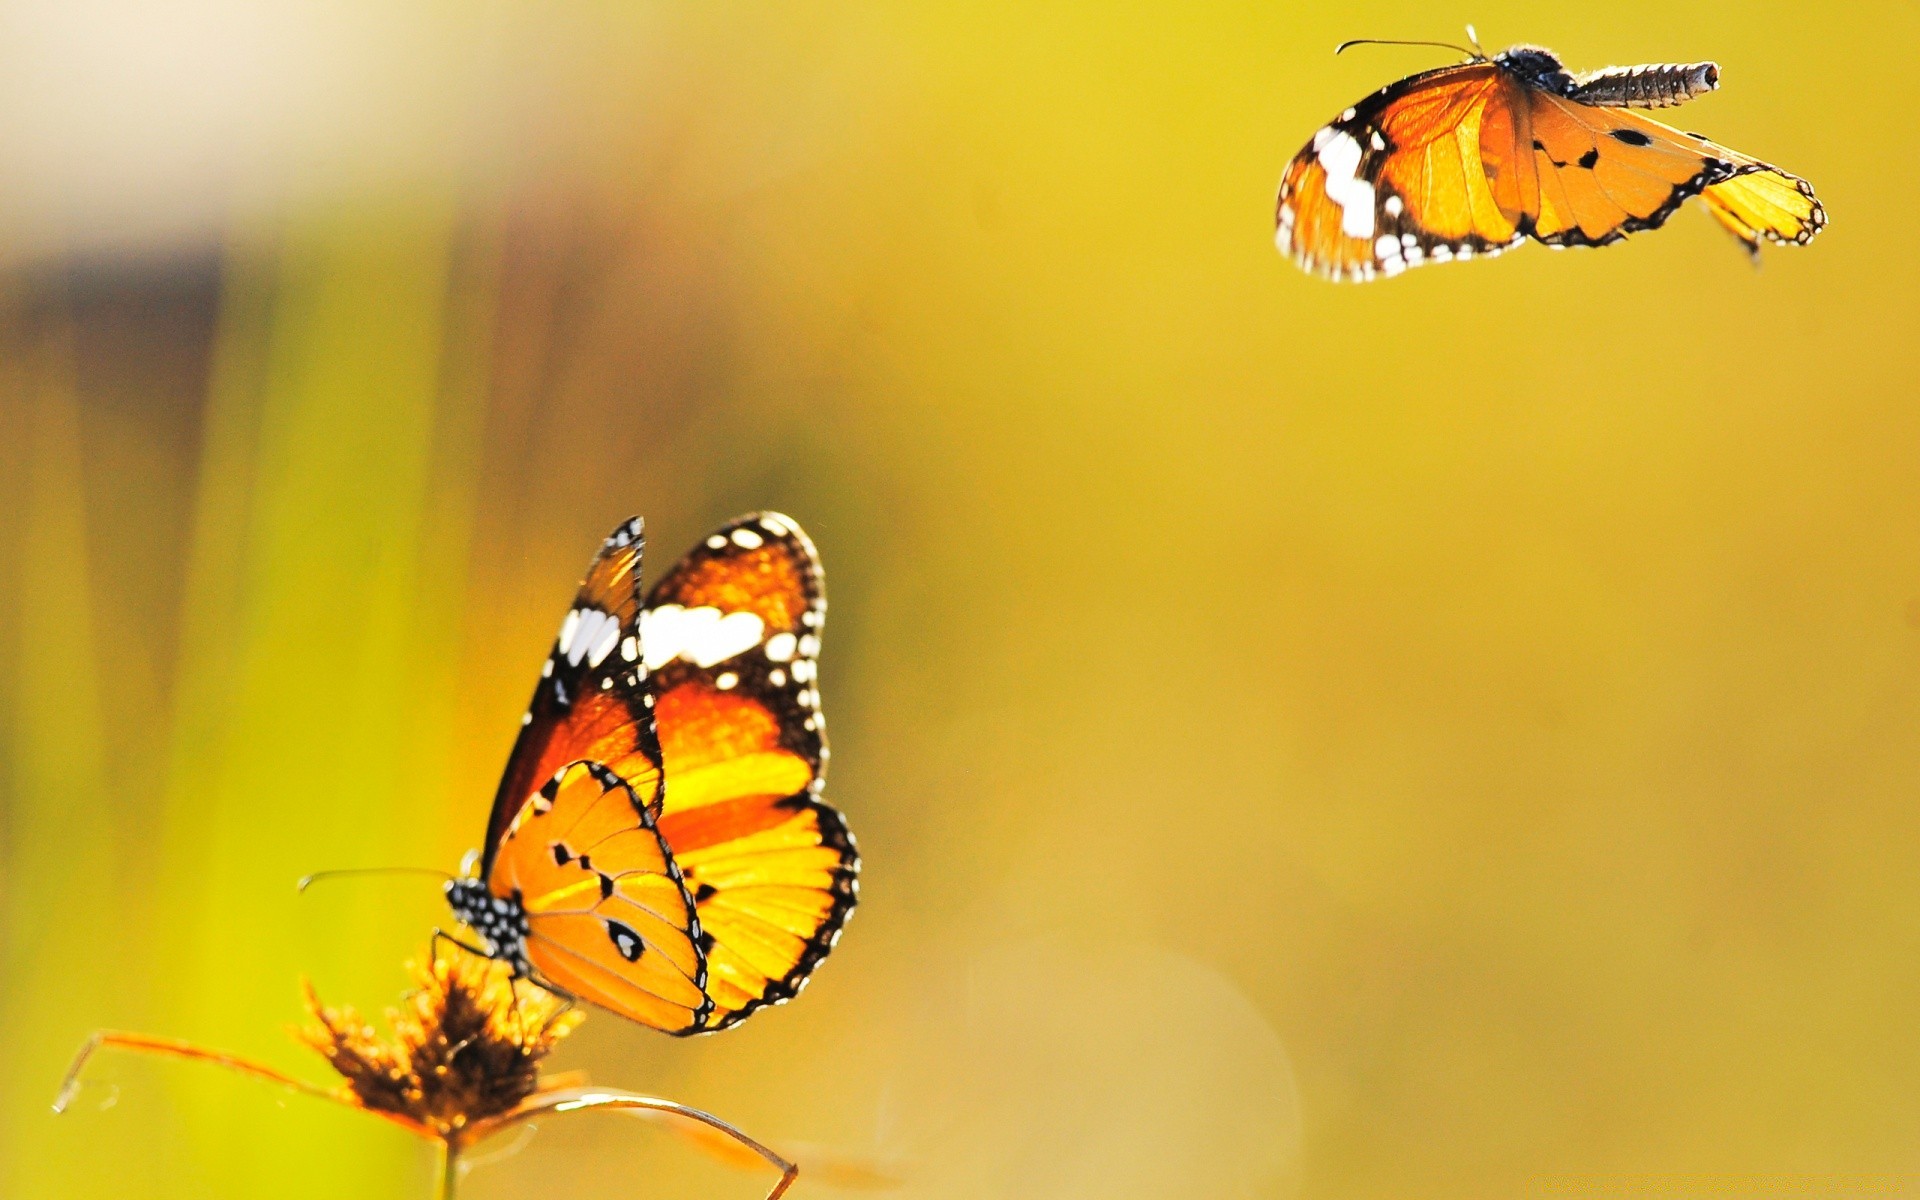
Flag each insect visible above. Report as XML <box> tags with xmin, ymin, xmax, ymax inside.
<box><xmin>1274</xmin><ymin>30</ymin><xmax>1825</xmax><ymax>280</ymax></box>
<box><xmin>443</xmin><ymin>513</ymin><xmax>857</xmax><ymax>1034</ymax></box>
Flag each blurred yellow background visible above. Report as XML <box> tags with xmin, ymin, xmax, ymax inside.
<box><xmin>3</xmin><ymin>2</ymin><xmax>1916</xmax><ymax>1197</ymax></box>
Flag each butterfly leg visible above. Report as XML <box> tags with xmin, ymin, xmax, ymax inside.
<box><xmin>505</xmin><ymin>974</ymin><xmax>528</xmax><ymax>1044</ymax></box>
<box><xmin>431</xmin><ymin>926</ymin><xmax>493</xmax><ymax>965</ymax></box>
<box><xmin>525</xmin><ymin>969</ymin><xmax>582</xmax><ymax>1037</ymax></box>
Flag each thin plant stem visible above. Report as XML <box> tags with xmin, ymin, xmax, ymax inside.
<box><xmin>56</xmin><ymin>1031</ymin><xmax>335</xmax><ymax>1111</ymax></box>
<box><xmin>438</xmin><ymin>1140</ymin><xmax>461</xmax><ymax>1200</ymax></box>
<box><xmin>51</xmin><ymin>1029</ymin><xmax>429</xmax><ymax>1140</ymax></box>
<box><xmin>471</xmin><ymin>1087</ymin><xmax>799</xmax><ymax>1200</ymax></box>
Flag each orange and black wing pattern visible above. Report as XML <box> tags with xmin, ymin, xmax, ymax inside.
<box><xmin>1275</xmin><ymin>44</ymin><xmax>1823</xmax><ymax>280</ymax></box>
<box><xmin>1276</xmin><ymin>61</ymin><xmax>1531</xmax><ymax>280</ymax></box>
<box><xmin>476</xmin><ymin>519</ymin><xmax>712</xmax><ymax>1032</ymax></box>
<box><xmin>493</xmin><ymin>760</ymin><xmax>712</xmax><ymax>1033</ymax></box>
<box><xmin>643</xmin><ymin>512</ymin><xmax>858</xmax><ymax>1033</ymax></box>
<box><xmin>482</xmin><ymin>517</ymin><xmax>662</xmax><ymax>872</ymax></box>
<box><xmin>1522</xmin><ymin>94</ymin><xmax>1823</xmax><ymax>254</ymax></box>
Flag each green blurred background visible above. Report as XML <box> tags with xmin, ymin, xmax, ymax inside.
<box><xmin>3</xmin><ymin>2</ymin><xmax>1916</xmax><ymax>1197</ymax></box>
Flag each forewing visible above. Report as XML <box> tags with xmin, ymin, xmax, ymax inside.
<box><xmin>483</xmin><ymin>518</ymin><xmax>660</xmax><ymax>871</ymax></box>
<box><xmin>644</xmin><ymin>512</ymin><xmax>859</xmax><ymax>1032</ymax></box>
<box><xmin>1525</xmin><ymin>94</ymin><xmax>1824</xmax><ymax>252</ymax></box>
<box><xmin>1276</xmin><ymin>63</ymin><xmax>1532</xmax><ymax>280</ymax></box>
<box><xmin>642</xmin><ymin>511</ymin><xmax>827</xmax><ymax>774</ymax></box>
<box><xmin>492</xmin><ymin>760</ymin><xmax>711</xmax><ymax>1033</ymax></box>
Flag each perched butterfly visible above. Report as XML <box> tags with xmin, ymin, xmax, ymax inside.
<box><xmin>444</xmin><ymin>513</ymin><xmax>857</xmax><ymax>1034</ymax></box>
<box><xmin>1274</xmin><ymin>32</ymin><xmax>1826</xmax><ymax>280</ymax></box>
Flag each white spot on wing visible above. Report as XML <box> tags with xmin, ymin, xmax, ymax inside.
<box><xmin>1316</xmin><ymin>130</ymin><xmax>1375</xmax><ymax>241</ymax></box>
<box><xmin>561</xmin><ymin>608</ymin><xmax>622</xmax><ymax>668</ymax></box>
<box><xmin>640</xmin><ymin>604</ymin><xmax>767</xmax><ymax>669</ymax></box>
<box><xmin>586</xmin><ymin>615</ymin><xmax>620</xmax><ymax>667</ymax></box>
<box><xmin>764</xmin><ymin>632</ymin><xmax>798</xmax><ymax>662</ymax></box>
<box><xmin>730</xmin><ymin>527</ymin><xmax>764</xmax><ymax>549</ymax></box>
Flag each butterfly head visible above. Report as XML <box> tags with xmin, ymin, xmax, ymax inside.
<box><xmin>1492</xmin><ymin>45</ymin><xmax>1576</xmax><ymax>95</ymax></box>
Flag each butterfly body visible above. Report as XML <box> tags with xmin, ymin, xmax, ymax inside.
<box><xmin>444</xmin><ymin>876</ymin><xmax>532</xmax><ymax>978</ymax></box>
<box><xmin>1275</xmin><ymin>43</ymin><xmax>1824</xmax><ymax>280</ymax></box>
<box><xmin>447</xmin><ymin>514</ymin><xmax>857</xmax><ymax>1035</ymax></box>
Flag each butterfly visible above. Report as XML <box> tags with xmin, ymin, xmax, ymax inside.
<box><xmin>444</xmin><ymin>513</ymin><xmax>857</xmax><ymax>1035</ymax></box>
<box><xmin>1274</xmin><ymin>33</ymin><xmax>1825</xmax><ymax>280</ymax></box>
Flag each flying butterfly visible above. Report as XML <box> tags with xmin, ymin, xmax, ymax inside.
<box><xmin>1274</xmin><ymin>30</ymin><xmax>1826</xmax><ymax>280</ymax></box>
<box><xmin>443</xmin><ymin>513</ymin><xmax>857</xmax><ymax>1034</ymax></box>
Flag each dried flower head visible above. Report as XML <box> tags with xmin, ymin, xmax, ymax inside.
<box><xmin>57</xmin><ymin>945</ymin><xmax>803</xmax><ymax>1199</ymax></box>
<box><xmin>297</xmin><ymin>950</ymin><xmax>582</xmax><ymax>1142</ymax></box>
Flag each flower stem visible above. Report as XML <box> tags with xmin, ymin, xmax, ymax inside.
<box><xmin>437</xmin><ymin>1140</ymin><xmax>460</xmax><ymax>1200</ymax></box>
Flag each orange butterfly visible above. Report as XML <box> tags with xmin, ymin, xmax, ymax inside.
<box><xmin>1274</xmin><ymin>33</ymin><xmax>1825</xmax><ymax>280</ymax></box>
<box><xmin>445</xmin><ymin>514</ymin><xmax>857</xmax><ymax>1034</ymax></box>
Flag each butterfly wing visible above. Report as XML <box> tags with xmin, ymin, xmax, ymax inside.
<box><xmin>1276</xmin><ymin>62</ymin><xmax>1537</xmax><ymax>280</ymax></box>
<box><xmin>643</xmin><ymin>512</ymin><xmax>858</xmax><ymax>1033</ymax></box>
<box><xmin>492</xmin><ymin>760</ymin><xmax>712</xmax><ymax>1032</ymax></box>
<box><xmin>482</xmin><ymin>518</ymin><xmax>661</xmax><ymax>874</ymax></box>
<box><xmin>1524</xmin><ymin>93</ymin><xmax>1824</xmax><ymax>252</ymax></box>
<box><xmin>1700</xmin><ymin>167</ymin><xmax>1826</xmax><ymax>259</ymax></box>
<box><xmin>477</xmin><ymin>519</ymin><xmax>712</xmax><ymax>1031</ymax></box>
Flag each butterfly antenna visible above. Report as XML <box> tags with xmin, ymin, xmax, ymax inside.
<box><xmin>296</xmin><ymin>866</ymin><xmax>454</xmax><ymax>893</ymax></box>
<box><xmin>1465</xmin><ymin>25</ymin><xmax>1485</xmax><ymax>57</ymax></box>
<box><xmin>1334</xmin><ymin>36</ymin><xmax>1483</xmax><ymax>60</ymax></box>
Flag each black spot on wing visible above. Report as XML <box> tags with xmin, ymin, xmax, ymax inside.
<box><xmin>1609</xmin><ymin>128</ymin><xmax>1653</xmax><ymax>147</ymax></box>
<box><xmin>1578</xmin><ymin>148</ymin><xmax>1600</xmax><ymax>169</ymax></box>
<box><xmin>605</xmin><ymin>919</ymin><xmax>645</xmax><ymax>962</ymax></box>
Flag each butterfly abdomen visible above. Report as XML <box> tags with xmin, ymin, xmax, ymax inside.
<box><xmin>1570</xmin><ymin>62</ymin><xmax>1720</xmax><ymax>108</ymax></box>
